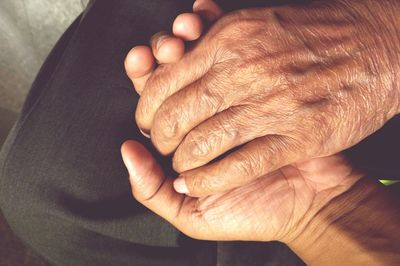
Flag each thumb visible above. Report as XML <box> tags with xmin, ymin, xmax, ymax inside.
<box><xmin>121</xmin><ymin>140</ymin><xmax>165</xmax><ymax>201</ymax></box>
<box><xmin>121</xmin><ymin>140</ymin><xmax>184</xmax><ymax>221</ymax></box>
<box><xmin>122</xmin><ymin>140</ymin><xmax>223</xmax><ymax>241</ymax></box>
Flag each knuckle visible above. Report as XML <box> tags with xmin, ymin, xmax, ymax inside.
<box><xmin>188</xmin><ymin>173</ymin><xmax>224</xmax><ymax>195</ymax></box>
<box><xmin>153</xmin><ymin>107</ymin><xmax>179</xmax><ymax>140</ymax></box>
<box><xmin>233</xmin><ymin>153</ymin><xmax>259</xmax><ymax>179</ymax></box>
<box><xmin>201</xmin><ymin>87</ymin><xmax>220</xmax><ymax>110</ymax></box>
<box><xmin>296</xmin><ymin>105</ymin><xmax>335</xmax><ymax>156</ymax></box>
<box><xmin>197</xmin><ymin>75</ymin><xmax>226</xmax><ymax>111</ymax></box>
<box><xmin>220</xmin><ymin>11</ymin><xmax>266</xmax><ymax>41</ymax></box>
<box><xmin>189</xmin><ymin>176</ymin><xmax>208</xmax><ymax>194</ymax></box>
<box><xmin>146</xmin><ymin>64</ymin><xmax>171</xmax><ymax>90</ymax></box>
<box><xmin>188</xmin><ymin>132</ymin><xmax>211</xmax><ymax>158</ymax></box>
<box><xmin>269</xmin><ymin>135</ymin><xmax>294</xmax><ymax>155</ymax></box>
<box><xmin>184</xmin><ymin>116</ymin><xmax>238</xmax><ymax>160</ymax></box>
<box><xmin>172</xmin><ymin>133</ymin><xmax>209</xmax><ymax>173</ymax></box>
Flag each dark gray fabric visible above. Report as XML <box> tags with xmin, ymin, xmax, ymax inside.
<box><xmin>0</xmin><ymin>1</ymin><xmax>215</xmax><ymax>265</ymax></box>
<box><xmin>0</xmin><ymin>107</ymin><xmax>18</xmax><ymax>147</ymax></box>
<box><xmin>0</xmin><ymin>0</ymin><xmax>397</xmax><ymax>265</ymax></box>
<box><xmin>0</xmin><ymin>0</ymin><xmax>85</xmax><ymax>113</ymax></box>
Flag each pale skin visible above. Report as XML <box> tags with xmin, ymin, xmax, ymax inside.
<box><xmin>122</xmin><ymin>0</ymin><xmax>400</xmax><ymax>264</ymax></box>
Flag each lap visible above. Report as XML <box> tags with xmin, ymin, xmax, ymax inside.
<box><xmin>0</xmin><ymin>0</ymin><xmax>213</xmax><ymax>265</ymax></box>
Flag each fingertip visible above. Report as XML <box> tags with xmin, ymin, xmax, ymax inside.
<box><xmin>121</xmin><ymin>140</ymin><xmax>139</xmax><ymax>163</ymax></box>
<box><xmin>173</xmin><ymin>178</ymin><xmax>189</xmax><ymax>194</ymax></box>
<box><xmin>173</xmin><ymin>175</ymin><xmax>208</xmax><ymax>198</ymax></box>
<box><xmin>173</xmin><ymin>13</ymin><xmax>203</xmax><ymax>41</ymax></box>
<box><xmin>125</xmin><ymin>46</ymin><xmax>155</xmax><ymax>79</ymax></box>
<box><xmin>121</xmin><ymin>140</ymin><xmax>145</xmax><ymax>177</ymax></box>
<box><xmin>193</xmin><ymin>0</ymin><xmax>224</xmax><ymax>22</ymax></box>
<box><xmin>121</xmin><ymin>140</ymin><xmax>166</xmax><ymax>200</ymax></box>
<box><xmin>156</xmin><ymin>37</ymin><xmax>185</xmax><ymax>64</ymax></box>
<box><xmin>121</xmin><ymin>140</ymin><xmax>155</xmax><ymax>181</ymax></box>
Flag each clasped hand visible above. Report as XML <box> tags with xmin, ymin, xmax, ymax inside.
<box><xmin>134</xmin><ymin>0</ymin><xmax>399</xmax><ymax>197</ymax></box>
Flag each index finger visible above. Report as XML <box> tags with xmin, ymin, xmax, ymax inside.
<box><xmin>125</xmin><ymin>46</ymin><xmax>155</xmax><ymax>95</ymax></box>
<box><xmin>173</xmin><ymin>135</ymin><xmax>304</xmax><ymax>197</ymax></box>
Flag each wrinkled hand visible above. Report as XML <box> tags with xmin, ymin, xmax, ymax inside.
<box><xmin>135</xmin><ymin>0</ymin><xmax>400</xmax><ymax>196</ymax></box>
<box><xmin>121</xmin><ymin>140</ymin><xmax>361</xmax><ymax>243</ymax></box>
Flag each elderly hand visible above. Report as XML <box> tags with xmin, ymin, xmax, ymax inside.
<box><xmin>135</xmin><ymin>0</ymin><xmax>400</xmax><ymax>197</ymax></box>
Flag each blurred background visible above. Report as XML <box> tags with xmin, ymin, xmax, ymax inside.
<box><xmin>0</xmin><ymin>0</ymin><xmax>88</xmax><ymax>264</ymax></box>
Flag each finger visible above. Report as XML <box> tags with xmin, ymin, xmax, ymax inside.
<box><xmin>173</xmin><ymin>13</ymin><xmax>203</xmax><ymax>41</ymax></box>
<box><xmin>150</xmin><ymin>32</ymin><xmax>185</xmax><ymax>64</ymax></box>
<box><xmin>136</xmin><ymin>42</ymin><xmax>215</xmax><ymax>132</ymax></box>
<box><xmin>173</xmin><ymin>135</ymin><xmax>304</xmax><ymax>197</ymax></box>
<box><xmin>169</xmin><ymin>89</ymin><xmax>298</xmax><ymax>171</ymax></box>
<box><xmin>172</xmin><ymin>106</ymin><xmax>270</xmax><ymax>173</ymax></box>
<box><xmin>124</xmin><ymin>11</ymin><xmax>209</xmax><ymax>95</ymax></box>
<box><xmin>121</xmin><ymin>140</ymin><xmax>186</xmax><ymax>222</ymax></box>
<box><xmin>135</xmin><ymin>1</ymin><xmax>225</xmax><ymax>132</ymax></box>
<box><xmin>124</xmin><ymin>46</ymin><xmax>155</xmax><ymax>95</ymax></box>
<box><xmin>121</xmin><ymin>140</ymin><xmax>215</xmax><ymax>240</ymax></box>
<box><xmin>150</xmin><ymin>73</ymin><xmax>230</xmax><ymax>155</ymax></box>
<box><xmin>172</xmin><ymin>1</ymin><xmax>225</xmax><ymax>42</ymax></box>
<box><xmin>193</xmin><ymin>0</ymin><xmax>224</xmax><ymax>23</ymax></box>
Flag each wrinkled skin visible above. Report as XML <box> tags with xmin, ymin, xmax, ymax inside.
<box><xmin>121</xmin><ymin>140</ymin><xmax>361</xmax><ymax>242</ymax></box>
<box><xmin>121</xmin><ymin>3</ymin><xmax>400</xmax><ymax>263</ymax></box>
<box><xmin>135</xmin><ymin>0</ymin><xmax>400</xmax><ymax>197</ymax></box>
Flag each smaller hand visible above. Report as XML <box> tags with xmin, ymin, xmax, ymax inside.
<box><xmin>121</xmin><ymin>140</ymin><xmax>361</xmax><ymax>243</ymax></box>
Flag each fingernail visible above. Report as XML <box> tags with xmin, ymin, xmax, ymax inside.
<box><xmin>174</xmin><ymin>178</ymin><xmax>189</xmax><ymax>194</ymax></box>
<box><xmin>139</xmin><ymin>128</ymin><xmax>151</xmax><ymax>139</ymax></box>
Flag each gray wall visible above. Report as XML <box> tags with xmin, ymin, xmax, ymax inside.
<box><xmin>0</xmin><ymin>0</ymin><xmax>88</xmax><ymax>113</ymax></box>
